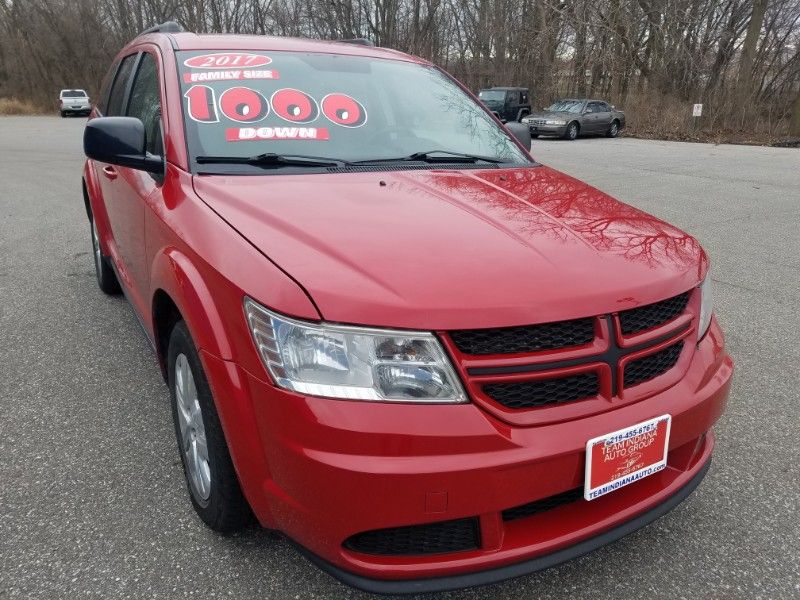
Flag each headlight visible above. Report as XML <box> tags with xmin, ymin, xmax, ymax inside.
<box><xmin>698</xmin><ymin>277</ymin><xmax>713</xmax><ymax>338</ymax></box>
<box><xmin>546</xmin><ymin>119</ymin><xmax>566</xmax><ymax>125</ymax></box>
<box><xmin>244</xmin><ymin>298</ymin><xmax>466</xmax><ymax>403</ymax></box>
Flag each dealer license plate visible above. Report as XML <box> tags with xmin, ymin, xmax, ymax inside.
<box><xmin>584</xmin><ymin>414</ymin><xmax>671</xmax><ymax>501</ymax></box>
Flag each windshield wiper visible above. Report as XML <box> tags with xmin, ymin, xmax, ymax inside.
<box><xmin>196</xmin><ymin>153</ymin><xmax>344</xmax><ymax>168</ymax></box>
<box><xmin>351</xmin><ymin>150</ymin><xmax>505</xmax><ymax>165</ymax></box>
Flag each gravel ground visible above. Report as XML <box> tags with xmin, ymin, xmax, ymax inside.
<box><xmin>1</xmin><ymin>116</ymin><xmax>798</xmax><ymax>599</ymax></box>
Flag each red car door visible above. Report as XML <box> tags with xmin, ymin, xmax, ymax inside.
<box><xmin>115</xmin><ymin>50</ymin><xmax>165</xmax><ymax>317</ymax></box>
<box><xmin>95</xmin><ymin>52</ymin><xmax>140</xmax><ymax>291</ymax></box>
<box><xmin>95</xmin><ymin>49</ymin><xmax>164</xmax><ymax>318</ymax></box>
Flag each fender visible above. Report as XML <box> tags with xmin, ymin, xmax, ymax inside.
<box><xmin>149</xmin><ymin>247</ymin><xmax>233</xmax><ymax>361</ymax></box>
<box><xmin>149</xmin><ymin>247</ymin><xmax>278</xmax><ymax>525</ymax></box>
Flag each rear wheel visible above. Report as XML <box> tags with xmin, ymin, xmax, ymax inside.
<box><xmin>564</xmin><ymin>121</ymin><xmax>579</xmax><ymax>140</ymax></box>
<box><xmin>60</xmin><ymin>110</ymin><xmax>66</xmax><ymax>118</ymax></box>
<box><xmin>606</xmin><ymin>120</ymin><xmax>620</xmax><ymax>138</ymax></box>
<box><xmin>90</xmin><ymin>218</ymin><xmax>121</xmax><ymax>295</ymax></box>
<box><xmin>168</xmin><ymin>321</ymin><xmax>253</xmax><ymax>532</ymax></box>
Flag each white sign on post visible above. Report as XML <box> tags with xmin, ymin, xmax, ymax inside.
<box><xmin>692</xmin><ymin>103</ymin><xmax>703</xmax><ymax>117</ymax></box>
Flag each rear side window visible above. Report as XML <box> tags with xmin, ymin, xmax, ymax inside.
<box><xmin>106</xmin><ymin>54</ymin><xmax>138</xmax><ymax>116</ymax></box>
<box><xmin>126</xmin><ymin>53</ymin><xmax>162</xmax><ymax>154</ymax></box>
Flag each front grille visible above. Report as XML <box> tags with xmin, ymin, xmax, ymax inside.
<box><xmin>530</xmin><ymin>119</ymin><xmax>546</xmax><ymax>126</ymax></box>
<box><xmin>624</xmin><ymin>342</ymin><xmax>683</xmax><ymax>387</ymax></box>
<box><xmin>343</xmin><ymin>518</ymin><xmax>480</xmax><ymax>556</ymax></box>
<box><xmin>502</xmin><ymin>487</ymin><xmax>584</xmax><ymax>522</ymax></box>
<box><xmin>483</xmin><ymin>372</ymin><xmax>599</xmax><ymax>409</ymax></box>
<box><xmin>619</xmin><ymin>292</ymin><xmax>690</xmax><ymax>335</ymax></box>
<box><xmin>449</xmin><ymin>317</ymin><xmax>594</xmax><ymax>355</ymax></box>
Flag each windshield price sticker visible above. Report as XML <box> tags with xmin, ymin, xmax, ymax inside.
<box><xmin>226</xmin><ymin>127</ymin><xmax>330</xmax><ymax>141</ymax></box>
<box><xmin>184</xmin><ymin>53</ymin><xmax>272</xmax><ymax>69</ymax></box>
<box><xmin>584</xmin><ymin>414</ymin><xmax>671</xmax><ymax>501</ymax></box>
<box><xmin>183</xmin><ymin>82</ymin><xmax>367</xmax><ymax>141</ymax></box>
<box><xmin>183</xmin><ymin>70</ymin><xmax>279</xmax><ymax>83</ymax></box>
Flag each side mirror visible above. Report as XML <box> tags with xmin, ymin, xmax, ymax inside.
<box><xmin>505</xmin><ymin>122</ymin><xmax>532</xmax><ymax>151</ymax></box>
<box><xmin>84</xmin><ymin>116</ymin><xmax>163</xmax><ymax>173</ymax></box>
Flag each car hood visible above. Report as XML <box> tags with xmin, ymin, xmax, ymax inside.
<box><xmin>192</xmin><ymin>166</ymin><xmax>705</xmax><ymax>330</ymax></box>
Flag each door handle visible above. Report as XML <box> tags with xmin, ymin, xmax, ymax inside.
<box><xmin>102</xmin><ymin>165</ymin><xmax>118</xmax><ymax>180</ymax></box>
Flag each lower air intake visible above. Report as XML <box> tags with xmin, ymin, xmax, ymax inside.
<box><xmin>343</xmin><ymin>517</ymin><xmax>480</xmax><ymax>556</ymax></box>
<box><xmin>502</xmin><ymin>487</ymin><xmax>584</xmax><ymax>522</ymax></box>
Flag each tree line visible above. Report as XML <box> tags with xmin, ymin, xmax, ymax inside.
<box><xmin>1</xmin><ymin>0</ymin><xmax>798</xmax><ymax>138</ymax></box>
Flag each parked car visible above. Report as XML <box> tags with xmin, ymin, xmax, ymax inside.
<box><xmin>58</xmin><ymin>89</ymin><xmax>91</xmax><ymax>117</ymax></box>
<box><xmin>81</xmin><ymin>22</ymin><xmax>731</xmax><ymax>594</ymax></box>
<box><xmin>523</xmin><ymin>98</ymin><xmax>625</xmax><ymax>140</ymax></box>
<box><xmin>477</xmin><ymin>86</ymin><xmax>531</xmax><ymax>122</ymax></box>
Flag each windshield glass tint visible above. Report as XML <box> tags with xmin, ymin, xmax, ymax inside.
<box><xmin>177</xmin><ymin>51</ymin><xmax>529</xmax><ymax>166</ymax></box>
<box><xmin>478</xmin><ymin>90</ymin><xmax>505</xmax><ymax>102</ymax></box>
<box><xmin>545</xmin><ymin>100</ymin><xmax>583</xmax><ymax>113</ymax></box>
<box><xmin>62</xmin><ymin>90</ymin><xmax>86</xmax><ymax>98</ymax></box>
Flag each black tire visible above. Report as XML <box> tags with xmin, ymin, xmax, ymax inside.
<box><xmin>563</xmin><ymin>121</ymin><xmax>579</xmax><ymax>140</ymax></box>
<box><xmin>168</xmin><ymin>320</ymin><xmax>254</xmax><ymax>532</ymax></box>
<box><xmin>606</xmin><ymin>120</ymin><xmax>620</xmax><ymax>138</ymax></box>
<box><xmin>90</xmin><ymin>218</ymin><xmax>121</xmax><ymax>295</ymax></box>
<box><xmin>516</xmin><ymin>109</ymin><xmax>530</xmax><ymax>122</ymax></box>
<box><xmin>60</xmin><ymin>110</ymin><xmax>66</xmax><ymax>118</ymax></box>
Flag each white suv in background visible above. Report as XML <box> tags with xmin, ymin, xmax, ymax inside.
<box><xmin>58</xmin><ymin>89</ymin><xmax>91</xmax><ymax>117</ymax></box>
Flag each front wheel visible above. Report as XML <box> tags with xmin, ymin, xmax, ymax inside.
<box><xmin>90</xmin><ymin>219</ymin><xmax>121</xmax><ymax>295</ymax></box>
<box><xmin>60</xmin><ymin>110</ymin><xmax>66</xmax><ymax>118</ymax></box>
<box><xmin>168</xmin><ymin>321</ymin><xmax>253</xmax><ymax>532</ymax></box>
<box><xmin>606</xmin><ymin>120</ymin><xmax>620</xmax><ymax>138</ymax></box>
<box><xmin>563</xmin><ymin>122</ymin><xmax>579</xmax><ymax>140</ymax></box>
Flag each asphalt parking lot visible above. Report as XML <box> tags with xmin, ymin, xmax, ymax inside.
<box><xmin>1</xmin><ymin>116</ymin><xmax>798</xmax><ymax>599</ymax></box>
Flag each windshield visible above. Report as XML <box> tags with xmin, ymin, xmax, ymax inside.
<box><xmin>177</xmin><ymin>51</ymin><xmax>529</xmax><ymax>169</ymax></box>
<box><xmin>544</xmin><ymin>100</ymin><xmax>584</xmax><ymax>113</ymax></box>
<box><xmin>478</xmin><ymin>90</ymin><xmax>506</xmax><ymax>103</ymax></box>
<box><xmin>62</xmin><ymin>90</ymin><xmax>86</xmax><ymax>98</ymax></box>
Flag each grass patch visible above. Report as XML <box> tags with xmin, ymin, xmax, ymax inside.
<box><xmin>0</xmin><ymin>97</ymin><xmax>43</xmax><ymax>115</ymax></box>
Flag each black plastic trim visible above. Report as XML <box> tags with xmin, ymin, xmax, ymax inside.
<box><xmin>294</xmin><ymin>458</ymin><xmax>711</xmax><ymax>595</ymax></box>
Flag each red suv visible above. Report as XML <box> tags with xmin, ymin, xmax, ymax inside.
<box><xmin>82</xmin><ymin>22</ymin><xmax>732</xmax><ymax>593</ymax></box>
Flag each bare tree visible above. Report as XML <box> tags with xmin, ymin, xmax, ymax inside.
<box><xmin>0</xmin><ymin>0</ymin><xmax>798</xmax><ymax>139</ymax></box>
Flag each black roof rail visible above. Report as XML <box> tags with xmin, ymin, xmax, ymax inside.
<box><xmin>337</xmin><ymin>38</ymin><xmax>374</xmax><ymax>47</ymax></box>
<box><xmin>138</xmin><ymin>21</ymin><xmax>185</xmax><ymax>36</ymax></box>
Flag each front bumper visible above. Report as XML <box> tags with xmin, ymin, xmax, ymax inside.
<box><xmin>298</xmin><ymin>456</ymin><xmax>712</xmax><ymax>594</ymax></box>
<box><xmin>525</xmin><ymin>123</ymin><xmax>568</xmax><ymax>136</ymax></box>
<box><xmin>201</xmin><ymin>318</ymin><xmax>731</xmax><ymax>589</ymax></box>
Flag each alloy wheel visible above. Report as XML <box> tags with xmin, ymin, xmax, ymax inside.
<box><xmin>569</xmin><ymin>124</ymin><xmax>578</xmax><ymax>139</ymax></box>
<box><xmin>174</xmin><ymin>353</ymin><xmax>212</xmax><ymax>501</ymax></box>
